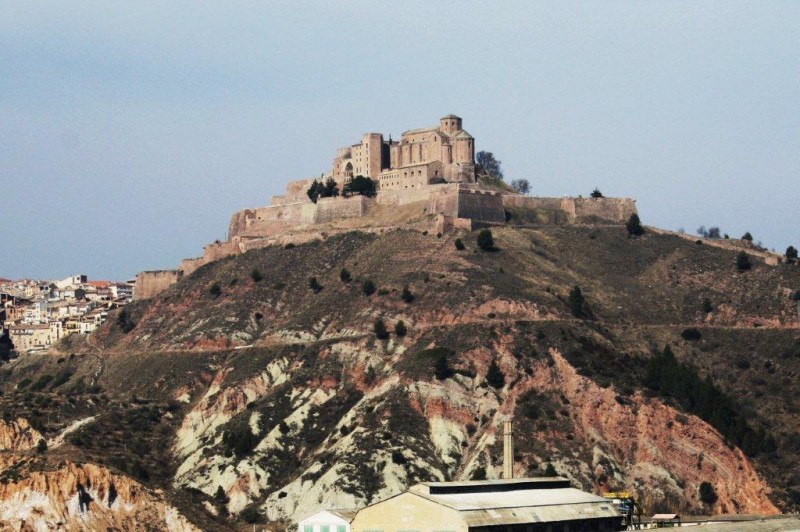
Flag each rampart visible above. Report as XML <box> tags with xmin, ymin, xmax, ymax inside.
<box><xmin>502</xmin><ymin>196</ymin><xmax>637</xmax><ymax>223</ymax></box>
<box><xmin>314</xmin><ymin>195</ymin><xmax>372</xmax><ymax>223</ymax></box>
<box><xmin>134</xmin><ymin>270</ymin><xmax>182</xmax><ymax>300</ymax></box>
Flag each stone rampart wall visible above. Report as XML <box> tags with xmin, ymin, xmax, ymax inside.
<box><xmin>228</xmin><ymin>202</ymin><xmax>315</xmax><ymax>239</ymax></box>
<box><xmin>178</xmin><ymin>257</ymin><xmax>205</xmax><ymax>277</ymax></box>
<box><xmin>457</xmin><ymin>189</ymin><xmax>506</xmax><ymax>223</ymax></box>
<box><xmin>313</xmin><ymin>195</ymin><xmax>371</xmax><ymax>224</ymax></box>
<box><xmin>571</xmin><ymin>197</ymin><xmax>637</xmax><ymax>222</ymax></box>
<box><xmin>501</xmin><ymin>196</ymin><xmax>636</xmax><ymax>223</ymax></box>
<box><xmin>502</xmin><ymin>196</ymin><xmax>563</xmax><ymax>212</ymax></box>
<box><xmin>134</xmin><ymin>270</ymin><xmax>182</xmax><ymax>300</ymax></box>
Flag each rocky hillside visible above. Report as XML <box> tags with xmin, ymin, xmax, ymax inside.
<box><xmin>1</xmin><ymin>223</ymin><xmax>799</xmax><ymax>529</ymax></box>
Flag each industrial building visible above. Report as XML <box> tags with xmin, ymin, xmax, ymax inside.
<box><xmin>350</xmin><ymin>477</ymin><xmax>623</xmax><ymax>532</ymax></box>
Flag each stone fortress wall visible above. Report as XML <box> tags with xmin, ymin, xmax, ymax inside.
<box><xmin>503</xmin><ymin>196</ymin><xmax>637</xmax><ymax>223</ymax></box>
<box><xmin>134</xmin><ymin>270</ymin><xmax>183</xmax><ymax>300</ymax></box>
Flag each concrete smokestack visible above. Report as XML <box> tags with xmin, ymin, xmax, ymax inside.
<box><xmin>503</xmin><ymin>419</ymin><xmax>514</xmax><ymax>479</ymax></box>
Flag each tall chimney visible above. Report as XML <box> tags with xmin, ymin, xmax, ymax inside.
<box><xmin>503</xmin><ymin>419</ymin><xmax>514</xmax><ymax>479</ymax></box>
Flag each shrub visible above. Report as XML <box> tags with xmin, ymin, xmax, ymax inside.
<box><xmin>36</xmin><ymin>439</ymin><xmax>47</xmax><ymax>453</ymax></box>
<box><xmin>741</xmin><ymin>232</ymin><xmax>753</xmax><ymax>242</ymax></box>
<box><xmin>786</xmin><ymin>246</ymin><xmax>798</xmax><ymax>264</ymax></box>
<box><xmin>454</xmin><ymin>238</ymin><xmax>465</xmax><ymax>250</ymax></box>
<box><xmin>793</xmin><ymin>290</ymin><xmax>800</xmax><ymax>302</ymax></box>
<box><xmin>567</xmin><ymin>285</ymin><xmax>587</xmax><ymax>318</ymax></box>
<box><xmin>626</xmin><ymin>213</ymin><xmax>645</xmax><ymax>236</ymax></box>
<box><xmin>250</xmin><ymin>269</ymin><xmax>263</xmax><ymax>282</ymax></box>
<box><xmin>339</xmin><ymin>268</ymin><xmax>351</xmax><ymax>283</ymax></box>
<box><xmin>702</xmin><ymin>298</ymin><xmax>714</xmax><ymax>313</ymax></box>
<box><xmin>590</xmin><ymin>188</ymin><xmax>603</xmax><ymax>198</ymax></box>
<box><xmin>391</xmin><ymin>450</ymin><xmax>407</xmax><ymax>465</ymax></box>
<box><xmin>394</xmin><ymin>320</ymin><xmax>407</xmax><ymax>337</ymax></box>
<box><xmin>699</xmin><ymin>482</ymin><xmax>718</xmax><ymax>504</ymax></box>
<box><xmin>544</xmin><ymin>463</ymin><xmax>558</xmax><ymax>476</ymax></box>
<box><xmin>477</xmin><ymin>229</ymin><xmax>495</xmax><ymax>252</ymax></box>
<box><xmin>434</xmin><ymin>350</ymin><xmax>453</xmax><ymax>381</ymax></box>
<box><xmin>240</xmin><ymin>506</ymin><xmax>261</xmax><ymax>524</ymax></box>
<box><xmin>401</xmin><ymin>285</ymin><xmax>414</xmax><ymax>303</ymax></box>
<box><xmin>486</xmin><ymin>360</ymin><xmax>505</xmax><ymax>389</ymax></box>
<box><xmin>30</xmin><ymin>375</ymin><xmax>53</xmax><ymax>392</ymax></box>
<box><xmin>284</xmin><ymin>243</ymin><xmax>295</xmax><ymax>249</ymax></box>
<box><xmin>735</xmin><ymin>251</ymin><xmax>752</xmax><ymax>271</ymax></box>
<box><xmin>362</xmin><ymin>280</ymin><xmax>376</xmax><ymax>296</ymax></box>
<box><xmin>116</xmin><ymin>309</ymin><xmax>135</xmax><ymax>333</ymax></box>
<box><xmin>308</xmin><ymin>277</ymin><xmax>323</xmax><ymax>293</ymax></box>
<box><xmin>374</xmin><ymin>318</ymin><xmax>389</xmax><ymax>340</ymax></box>
<box><xmin>471</xmin><ymin>466</ymin><xmax>487</xmax><ymax>480</ymax></box>
<box><xmin>681</xmin><ymin>328</ymin><xmax>702</xmax><ymax>341</ymax></box>
<box><xmin>209</xmin><ymin>283</ymin><xmax>221</xmax><ymax>298</ymax></box>
<box><xmin>214</xmin><ymin>485</ymin><xmax>229</xmax><ymax>503</ymax></box>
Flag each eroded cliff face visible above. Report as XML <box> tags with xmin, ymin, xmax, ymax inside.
<box><xmin>0</xmin><ymin>419</ymin><xmax>43</xmax><ymax>452</ymax></box>
<box><xmin>0</xmin><ymin>457</ymin><xmax>198</xmax><ymax>532</ymax></box>
<box><xmin>165</xmin><ymin>335</ymin><xmax>779</xmax><ymax>523</ymax></box>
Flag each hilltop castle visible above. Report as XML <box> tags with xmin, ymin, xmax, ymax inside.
<box><xmin>133</xmin><ymin>114</ymin><xmax>638</xmax><ymax>299</ymax></box>
<box><xmin>328</xmin><ymin>114</ymin><xmax>476</xmax><ymax>191</ymax></box>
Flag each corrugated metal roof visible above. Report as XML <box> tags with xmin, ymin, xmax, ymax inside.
<box><xmin>414</xmin><ymin>486</ymin><xmax>613</xmax><ymax>511</ymax></box>
<box><xmin>461</xmin><ymin>502</ymin><xmax>620</xmax><ymax>527</ymax></box>
<box><xmin>689</xmin><ymin>516</ymin><xmax>800</xmax><ymax>531</ymax></box>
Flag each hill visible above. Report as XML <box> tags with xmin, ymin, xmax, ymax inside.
<box><xmin>1</xmin><ymin>223</ymin><xmax>799</xmax><ymax>529</ymax></box>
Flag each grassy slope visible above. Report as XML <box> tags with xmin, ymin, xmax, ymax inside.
<box><xmin>2</xmin><ymin>224</ymin><xmax>799</xmax><ymax>526</ymax></box>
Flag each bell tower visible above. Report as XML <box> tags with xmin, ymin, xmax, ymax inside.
<box><xmin>439</xmin><ymin>114</ymin><xmax>462</xmax><ymax>135</ymax></box>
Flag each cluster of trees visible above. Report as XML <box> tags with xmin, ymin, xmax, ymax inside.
<box><xmin>476</xmin><ymin>150</ymin><xmax>530</xmax><ymax>194</ymax></box>
<box><xmin>306</xmin><ymin>177</ymin><xmax>340</xmax><ymax>203</ymax></box>
<box><xmin>306</xmin><ymin>175</ymin><xmax>378</xmax><ymax>202</ymax></box>
<box><xmin>643</xmin><ymin>345</ymin><xmax>776</xmax><ymax>456</ymax></box>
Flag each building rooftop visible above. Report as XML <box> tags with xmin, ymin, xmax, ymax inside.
<box><xmin>405</xmin><ymin>478</ymin><xmax>620</xmax><ymax>527</ymax></box>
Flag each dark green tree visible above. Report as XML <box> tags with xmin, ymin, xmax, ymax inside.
<box><xmin>209</xmin><ymin>283</ymin><xmax>221</xmax><ymax>298</ymax></box>
<box><xmin>486</xmin><ymin>359</ymin><xmax>505</xmax><ymax>389</ymax></box>
<box><xmin>477</xmin><ymin>229</ymin><xmax>495</xmax><ymax>251</ymax></box>
<box><xmin>434</xmin><ymin>350</ymin><xmax>453</xmax><ymax>380</ymax></box>
<box><xmin>454</xmin><ymin>238</ymin><xmax>465</xmax><ymax>250</ymax></box>
<box><xmin>323</xmin><ymin>177</ymin><xmax>340</xmax><ymax>198</ymax></box>
<box><xmin>699</xmin><ymin>482</ymin><xmax>718</xmax><ymax>504</ymax></box>
<box><xmin>343</xmin><ymin>175</ymin><xmax>377</xmax><ymax>197</ymax></box>
<box><xmin>786</xmin><ymin>246</ymin><xmax>798</xmax><ymax>264</ymax></box>
<box><xmin>214</xmin><ymin>485</ymin><xmax>229</xmax><ymax>503</ymax></box>
<box><xmin>374</xmin><ymin>318</ymin><xmax>389</xmax><ymax>340</ymax></box>
<box><xmin>362</xmin><ymin>280</ymin><xmax>376</xmax><ymax>296</ymax></box>
<box><xmin>735</xmin><ymin>251</ymin><xmax>752</xmax><ymax>271</ymax></box>
<box><xmin>339</xmin><ymin>268</ymin><xmax>351</xmax><ymax>283</ymax></box>
<box><xmin>544</xmin><ymin>463</ymin><xmax>558</xmax><ymax>477</ymax></box>
<box><xmin>306</xmin><ymin>179</ymin><xmax>323</xmax><ymax>203</ymax></box>
<box><xmin>567</xmin><ymin>285</ymin><xmax>587</xmax><ymax>318</ymax></box>
<box><xmin>308</xmin><ymin>277</ymin><xmax>323</xmax><ymax>293</ymax></box>
<box><xmin>510</xmin><ymin>179</ymin><xmax>530</xmax><ymax>194</ymax></box>
<box><xmin>741</xmin><ymin>231</ymin><xmax>753</xmax><ymax>242</ymax></box>
<box><xmin>702</xmin><ymin>298</ymin><xmax>714</xmax><ymax>313</ymax></box>
<box><xmin>250</xmin><ymin>269</ymin><xmax>263</xmax><ymax>282</ymax></box>
<box><xmin>590</xmin><ymin>188</ymin><xmax>603</xmax><ymax>198</ymax></box>
<box><xmin>471</xmin><ymin>466</ymin><xmax>487</xmax><ymax>480</ymax></box>
<box><xmin>401</xmin><ymin>285</ymin><xmax>414</xmax><ymax>303</ymax></box>
<box><xmin>626</xmin><ymin>213</ymin><xmax>645</xmax><ymax>236</ymax></box>
<box><xmin>475</xmin><ymin>151</ymin><xmax>503</xmax><ymax>180</ymax></box>
<box><xmin>394</xmin><ymin>320</ymin><xmax>407</xmax><ymax>337</ymax></box>
<box><xmin>36</xmin><ymin>439</ymin><xmax>47</xmax><ymax>453</ymax></box>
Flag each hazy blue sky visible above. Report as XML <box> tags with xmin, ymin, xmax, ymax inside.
<box><xmin>2</xmin><ymin>1</ymin><xmax>798</xmax><ymax>280</ymax></box>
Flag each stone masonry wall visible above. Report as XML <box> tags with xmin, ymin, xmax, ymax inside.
<box><xmin>502</xmin><ymin>196</ymin><xmax>637</xmax><ymax>223</ymax></box>
<box><xmin>570</xmin><ymin>197</ymin><xmax>637</xmax><ymax>222</ymax></box>
<box><xmin>134</xmin><ymin>270</ymin><xmax>182</xmax><ymax>300</ymax></box>
<box><xmin>313</xmin><ymin>195</ymin><xmax>371</xmax><ymax>223</ymax></box>
<box><xmin>457</xmin><ymin>189</ymin><xmax>506</xmax><ymax>224</ymax></box>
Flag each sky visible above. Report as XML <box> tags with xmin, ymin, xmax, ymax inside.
<box><xmin>1</xmin><ymin>1</ymin><xmax>798</xmax><ymax>280</ymax></box>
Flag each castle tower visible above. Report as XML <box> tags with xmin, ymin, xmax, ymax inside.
<box><xmin>439</xmin><ymin>114</ymin><xmax>462</xmax><ymax>135</ymax></box>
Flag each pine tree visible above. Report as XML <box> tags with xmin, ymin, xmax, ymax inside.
<box><xmin>567</xmin><ymin>285</ymin><xmax>587</xmax><ymax>318</ymax></box>
<box><xmin>374</xmin><ymin>318</ymin><xmax>389</xmax><ymax>340</ymax></box>
<box><xmin>477</xmin><ymin>229</ymin><xmax>495</xmax><ymax>251</ymax></box>
<box><xmin>735</xmin><ymin>251</ymin><xmax>752</xmax><ymax>271</ymax></box>
<box><xmin>486</xmin><ymin>359</ymin><xmax>505</xmax><ymax>389</ymax></box>
<box><xmin>394</xmin><ymin>320</ymin><xmax>407</xmax><ymax>337</ymax></box>
<box><xmin>626</xmin><ymin>213</ymin><xmax>645</xmax><ymax>236</ymax></box>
